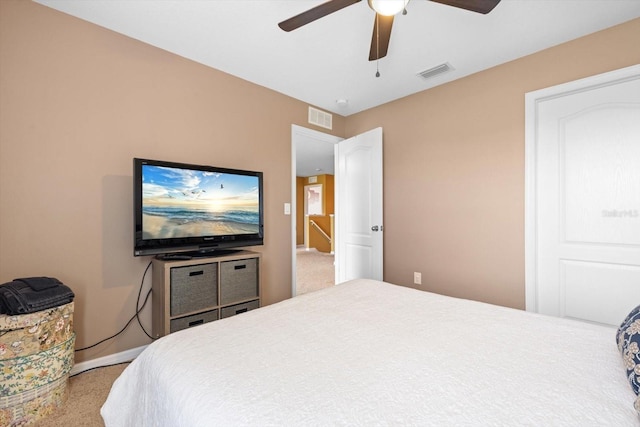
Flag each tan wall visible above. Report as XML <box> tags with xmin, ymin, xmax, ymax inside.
<box><xmin>0</xmin><ymin>0</ymin><xmax>345</xmax><ymax>362</ymax></box>
<box><xmin>346</xmin><ymin>18</ymin><xmax>640</xmax><ymax>309</ymax></box>
<box><xmin>324</xmin><ymin>174</ymin><xmax>335</xmax><ymax>215</ymax></box>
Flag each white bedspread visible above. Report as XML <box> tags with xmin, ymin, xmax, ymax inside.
<box><xmin>101</xmin><ymin>279</ymin><xmax>637</xmax><ymax>426</ymax></box>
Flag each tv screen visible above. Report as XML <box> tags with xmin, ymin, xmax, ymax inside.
<box><xmin>133</xmin><ymin>158</ymin><xmax>264</xmax><ymax>257</ymax></box>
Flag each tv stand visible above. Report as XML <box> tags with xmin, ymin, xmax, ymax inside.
<box><xmin>151</xmin><ymin>250</ymin><xmax>261</xmax><ymax>337</ymax></box>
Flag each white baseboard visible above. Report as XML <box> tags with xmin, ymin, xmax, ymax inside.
<box><xmin>71</xmin><ymin>345</ymin><xmax>148</xmax><ymax>376</ymax></box>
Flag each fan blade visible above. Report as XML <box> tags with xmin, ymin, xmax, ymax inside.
<box><xmin>429</xmin><ymin>0</ymin><xmax>501</xmax><ymax>14</ymax></box>
<box><xmin>278</xmin><ymin>0</ymin><xmax>361</xmax><ymax>32</ymax></box>
<box><xmin>368</xmin><ymin>14</ymin><xmax>394</xmax><ymax>61</ymax></box>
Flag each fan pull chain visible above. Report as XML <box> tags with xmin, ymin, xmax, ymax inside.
<box><xmin>375</xmin><ymin>13</ymin><xmax>380</xmax><ymax>78</ymax></box>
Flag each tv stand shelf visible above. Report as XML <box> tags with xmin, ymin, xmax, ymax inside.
<box><xmin>151</xmin><ymin>250</ymin><xmax>261</xmax><ymax>337</ymax></box>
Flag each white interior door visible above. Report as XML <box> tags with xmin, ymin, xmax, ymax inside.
<box><xmin>335</xmin><ymin>127</ymin><xmax>383</xmax><ymax>284</ymax></box>
<box><xmin>525</xmin><ymin>65</ymin><xmax>640</xmax><ymax>326</ymax></box>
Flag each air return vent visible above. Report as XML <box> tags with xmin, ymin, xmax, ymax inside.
<box><xmin>308</xmin><ymin>106</ymin><xmax>332</xmax><ymax>130</ymax></box>
<box><xmin>417</xmin><ymin>63</ymin><xmax>454</xmax><ymax>80</ymax></box>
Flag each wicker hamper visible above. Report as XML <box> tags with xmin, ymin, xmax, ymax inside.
<box><xmin>0</xmin><ymin>302</ymin><xmax>75</xmax><ymax>426</ymax></box>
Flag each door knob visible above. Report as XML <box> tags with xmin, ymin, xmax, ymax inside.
<box><xmin>371</xmin><ymin>225</ymin><xmax>379</xmax><ymax>231</ymax></box>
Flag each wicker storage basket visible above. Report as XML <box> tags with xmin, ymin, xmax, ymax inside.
<box><xmin>0</xmin><ymin>375</ymin><xmax>70</xmax><ymax>426</ymax></box>
<box><xmin>0</xmin><ymin>303</ymin><xmax>75</xmax><ymax>426</ymax></box>
<box><xmin>0</xmin><ymin>302</ymin><xmax>74</xmax><ymax>358</ymax></box>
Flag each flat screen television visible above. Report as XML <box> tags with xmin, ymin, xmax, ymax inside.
<box><xmin>133</xmin><ymin>158</ymin><xmax>264</xmax><ymax>257</ymax></box>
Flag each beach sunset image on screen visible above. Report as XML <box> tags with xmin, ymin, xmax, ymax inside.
<box><xmin>141</xmin><ymin>165</ymin><xmax>260</xmax><ymax>239</ymax></box>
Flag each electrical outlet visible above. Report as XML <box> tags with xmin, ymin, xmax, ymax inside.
<box><xmin>413</xmin><ymin>272</ymin><xmax>422</xmax><ymax>285</ymax></box>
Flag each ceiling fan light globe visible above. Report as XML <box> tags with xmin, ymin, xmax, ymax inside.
<box><xmin>367</xmin><ymin>0</ymin><xmax>406</xmax><ymax>16</ymax></box>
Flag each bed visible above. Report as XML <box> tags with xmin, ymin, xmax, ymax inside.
<box><xmin>101</xmin><ymin>279</ymin><xmax>639</xmax><ymax>426</ymax></box>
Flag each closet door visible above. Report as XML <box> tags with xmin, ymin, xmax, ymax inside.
<box><xmin>525</xmin><ymin>65</ymin><xmax>640</xmax><ymax>326</ymax></box>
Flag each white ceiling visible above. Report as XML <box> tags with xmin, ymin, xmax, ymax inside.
<box><xmin>35</xmin><ymin>0</ymin><xmax>640</xmax><ymax>117</ymax></box>
<box><xmin>33</xmin><ymin>0</ymin><xmax>640</xmax><ymax>177</ymax></box>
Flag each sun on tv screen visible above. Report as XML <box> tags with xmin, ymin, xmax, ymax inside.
<box><xmin>133</xmin><ymin>158</ymin><xmax>264</xmax><ymax>257</ymax></box>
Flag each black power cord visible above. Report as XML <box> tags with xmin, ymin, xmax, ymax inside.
<box><xmin>76</xmin><ymin>261</ymin><xmax>155</xmax><ymax>352</ymax></box>
<box><xmin>69</xmin><ymin>360</ymin><xmax>132</xmax><ymax>378</ymax></box>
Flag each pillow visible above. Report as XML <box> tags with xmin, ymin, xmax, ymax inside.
<box><xmin>617</xmin><ymin>305</ymin><xmax>640</xmax><ymax>397</ymax></box>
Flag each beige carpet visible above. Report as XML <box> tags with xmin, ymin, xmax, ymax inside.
<box><xmin>33</xmin><ymin>363</ymin><xmax>128</xmax><ymax>427</ymax></box>
<box><xmin>296</xmin><ymin>247</ymin><xmax>335</xmax><ymax>295</ymax></box>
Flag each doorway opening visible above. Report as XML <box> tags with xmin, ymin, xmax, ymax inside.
<box><xmin>291</xmin><ymin>125</ymin><xmax>341</xmax><ymax>296</ymax></box>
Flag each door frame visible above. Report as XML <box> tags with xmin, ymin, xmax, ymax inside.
<box><xmin>291</xmin><ymin>125</ymin><xmax>342</xmax><ymax>297</ymax></box>
<box><xmin>524</xmin><ymin>64</ymin><xmax>640</xmax><ymax>312</ymax></box>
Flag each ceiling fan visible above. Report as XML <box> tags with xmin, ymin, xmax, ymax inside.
<box><xmin>278</xmin><ymin>0</ymin><xmax>501</xmax><ymax>62</ymax></box>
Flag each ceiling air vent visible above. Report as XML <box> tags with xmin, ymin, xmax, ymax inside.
<box><xmin>417</xmin><ymin>62</ymin><xmax>454</xmax><ymax>80</ymax></box>
<box><xmin>308</xmin><ymin>106</ymin><xmax>332</xmax><ymax>130</ymax></box>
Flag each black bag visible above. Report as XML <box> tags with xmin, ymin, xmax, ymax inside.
<box><xmin>0</xmin><ymin>277</ymin><xmax>74</xmax><ymax>315</ymax></box>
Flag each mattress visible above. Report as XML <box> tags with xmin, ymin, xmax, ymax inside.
<box><xmin>101</xmin><ymin>279</ymin><xmax>638</xmax><ymax>426</ymax></box>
